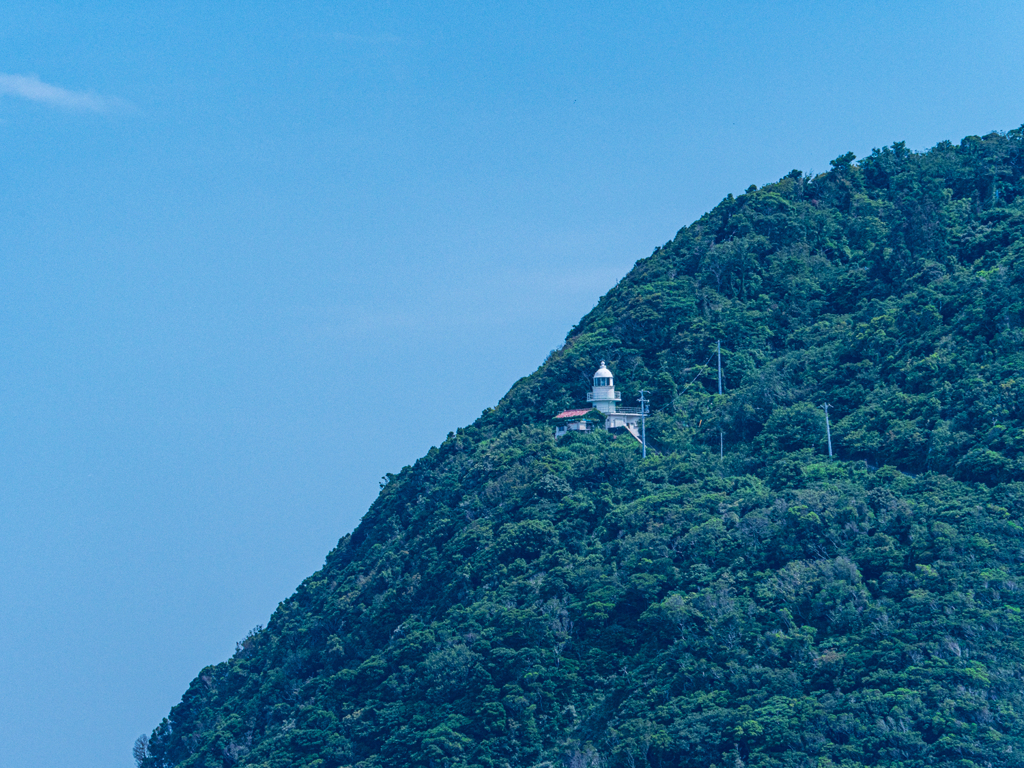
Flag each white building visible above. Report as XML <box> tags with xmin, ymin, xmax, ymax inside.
<box><xmin>552</xmin><ymin>409</ymin><xmax>596</xmax><ymax>438</ymax></box>
<box><xmin>555</xmin><ymin>362</ymin><xmax>644</xmax><ymax>440</ymax></box>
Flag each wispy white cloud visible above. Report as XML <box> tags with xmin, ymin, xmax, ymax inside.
<box><xmin>0</xmin><ymin>73</ymin><xmax>124</xmax><ymax>112</ymax></box>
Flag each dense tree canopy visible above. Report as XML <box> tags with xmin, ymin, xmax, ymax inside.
<box><xmin>141</xmin><ymin>129</ymin><xmax>1024</xmax><ymax>768</ymax></box>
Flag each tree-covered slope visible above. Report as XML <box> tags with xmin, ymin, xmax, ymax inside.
<box><xmin>141</xmin><ymin>130</ymin><xmax>1024</xmax><ymax>768</ymax></box>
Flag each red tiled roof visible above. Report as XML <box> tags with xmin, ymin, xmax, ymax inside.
<box><xmin>554</xmin><ymin>409</ymin><xmax>592</xmax><ymax>419</ymax></box>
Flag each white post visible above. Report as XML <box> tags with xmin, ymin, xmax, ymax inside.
<box><xmin>717</xmin><ymin>341</ymin><xmax>723</xmax><ymax>459</ymax></box>
<box><xmin>821</xmin><ymin>402</ymin><xmax>833</xmax><ymax>459</ymax></box>
<box><xmin>639</xmin><ymin>389</ymin><xmax>649</xmax><ymax>459</ymax></box>
<box><xmin>717</xmin><ymin>340</ymin><xmax>722</xmax><ymax>395</ymax></box>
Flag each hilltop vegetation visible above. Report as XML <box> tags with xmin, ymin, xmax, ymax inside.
<box><xmin>140</xmin><ymin>129</ymin><xmax>1024</xmax><ymax>768</ymax></box>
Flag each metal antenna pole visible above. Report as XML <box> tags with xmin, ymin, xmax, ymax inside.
<box><xmin>717</xmin><ymin>340</ymin><xmax>722</xmax><ymax>395</ymax></box>
<box><xmin>717</xmin><ymin>341</ymin><xmax>723</xmax><ymax>459</ymax></box>
<box><xmin>821</xmin><ymin>402</ymin><xmax>833</xmax><ymax>459</ymax></box>
<box><xmin>639</xmin><ymin>389</ymin><xmax>649</xmax><ymax>459</ymax></box>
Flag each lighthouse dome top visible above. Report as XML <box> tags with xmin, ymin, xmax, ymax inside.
<box><xmin>594</xmin><ymin>361</ymin><xmax>613</xmax><ymax>380</ymax></box>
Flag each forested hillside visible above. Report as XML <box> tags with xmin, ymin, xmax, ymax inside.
<box><xmin>140</xmin><ymin>130</ymin><xmax>1024</xmax><ymax>768</ymax></box>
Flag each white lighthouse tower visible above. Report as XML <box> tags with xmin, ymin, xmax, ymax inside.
<box><xmin>586</xmin><ymin>361</ymin><xmax>643</xmax><ymax>431</ymax></box>
<box><xmin>586</xmin><ymin>361</ymin><xmax>621</xmax><ymax>415</ymax></box>
<box><xmin>554</xmin><ymin>361</ymin><xmax>645</xmax><ymax>440</ymax></box>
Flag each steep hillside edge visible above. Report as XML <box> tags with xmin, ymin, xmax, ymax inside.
<box><xmin>140</xmin><ymin>130</ymin><xmax>1024</xmax><ymax>768</ymax></box>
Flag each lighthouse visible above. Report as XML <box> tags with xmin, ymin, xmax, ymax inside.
<box><xmin>586</xmin><ymin>361</ymin><xmax>621</xmax><ymax>414</ymax></box>
<box><xmin>586</xmin><ymin>361</ymin><xmax>644</xmax><ymax>432</ymax></box>
<box><xmin>553</xmin><ymin>361</ymin><xmax>645</xmax><ymax>439</ymax></box>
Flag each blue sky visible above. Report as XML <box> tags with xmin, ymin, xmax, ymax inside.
<box><xmin>2</xmin><ymin>2</ymin><xmax>1023</xmax><ymax>766</ymax></box>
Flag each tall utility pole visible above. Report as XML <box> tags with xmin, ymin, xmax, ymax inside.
<box><xmin>717</xmin><ymin>340</ymin><xmax>723</xmax><ymax>395</ymax></box>
<box><xmin>639</xmin><ymin>389</ymin><xmax>650</xmax><ymax>459</ymax></box>
<box><xmin>821</xmin><ymin>402</ymin><xmax>833</xmax><ymax>459</ymax></box>
<box><xmin>717</xmin><ymin>341</ymin><xmax>723</xmax><ymax>459</ymax></box>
